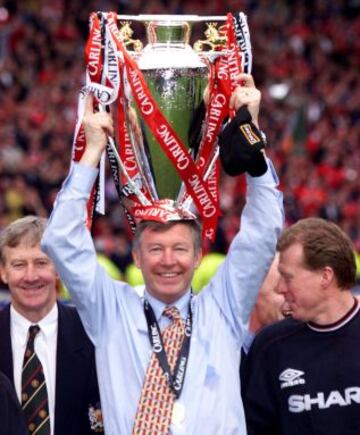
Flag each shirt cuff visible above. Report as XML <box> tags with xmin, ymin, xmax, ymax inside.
<box><xmin>246</xmin><ymin>158</ymin><xmax>279</xmax><ymax>186</ymax></box>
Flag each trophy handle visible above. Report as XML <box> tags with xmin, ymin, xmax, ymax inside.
<box><xmin>193</xmin><ymin>23</ymin><xmax>227</xmax><ymax>52</ymax></box>
<box><xmin>118</xmin><ymin>22</ymin><xmax>143</xmax><ymax>51</ymax></box>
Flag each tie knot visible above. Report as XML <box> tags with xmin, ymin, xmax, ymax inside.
<box><xmin>29</xmin><ymin>325</ymin><xmax>40</xmax><ymax>339</ymax></box>
<box><xmin>26</xmin><ymin>325</ymin><xmax>40</xmax><ymax>352</ymax></box>
<box><xmin>163</xmin><ymin>306</ymin><xmax>181</xmax><ymax>322</ymax></box>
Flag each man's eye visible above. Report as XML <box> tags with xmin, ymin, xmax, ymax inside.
<box><xmin>175</xmin><ymin>247</ymin><xmax>187</xmax><ymax>252</ymax></box>
<box><xmin>37</xmin><ymin>260</ymin><xmax>49</xmax><ymax>267</ymax></box>
<box><xmin>13</xmin><ymin>263</ymin><xmax>25</xmax><ymax>269</ymax></box>
<box><xmin>149</xmin><ymin>247</ymin><xmax>162</xmax><ymax>253</ymax></box>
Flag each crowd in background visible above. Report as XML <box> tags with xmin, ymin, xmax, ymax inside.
<box><xmin>0</xmin><ymin>0</ymin><xmax>359</xmax><ymax>284</ymax></box>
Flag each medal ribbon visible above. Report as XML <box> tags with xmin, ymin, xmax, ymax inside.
<box><xmin>143</xmin><ymin>300</ymin><xmax>192</xmax><ymax>399</ymax></box>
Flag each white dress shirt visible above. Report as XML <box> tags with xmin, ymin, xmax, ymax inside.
<box><xmin>11</xmin><ymin>304</ymin><xmax>58</xmax><ymax>435</ymax></box>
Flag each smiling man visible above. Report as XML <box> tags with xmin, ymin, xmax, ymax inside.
<box><xmin>132</xmin><ymin>220</ymin><xmax>202</xmax><ymax>305</ymax></box>
<box><xmin>0</xmin><ymin>226</ymin><xmax>58</xmax><ymax>322</ymax></box>
<box><xmin>42</xmin><ymin>73</ymin><xmax>284</xmax><ymax>434</ymax></box>
<box><xmin>0</xmin><ymin>216</ymin><xmax>103</xmax><ymax>435</ymax></box>
<box><xmin>242</xmin><ymin>217</ymin><xmax>360</xmax><ymax>435</ymax></box>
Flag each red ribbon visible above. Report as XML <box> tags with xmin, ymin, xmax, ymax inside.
<box><xmin>84</xmin><ymin>13</ymin><xmax>103</xmax><ymax>84</ymax></box>
<box><xmin>74</xmin><ymin>14</ymin><xmax>104</xmax><ymax>228</ymax></box>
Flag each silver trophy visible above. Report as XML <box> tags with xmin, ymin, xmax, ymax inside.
<box><xmin>128</xmin><ymin>16</ymin><xmax>209</xmax><ymax>200</ymax></box>
<box><xmin>79</xmin><ymin>12</ymin><xmax>252</xmax><ymax>238</ymax></box>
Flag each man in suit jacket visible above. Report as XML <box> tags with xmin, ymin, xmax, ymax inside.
<box><xmin>0</xmin><ymin>215</ymin><xmax>104</xmax><ymax>435</ymax></box>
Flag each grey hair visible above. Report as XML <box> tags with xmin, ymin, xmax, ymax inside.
<box><xmin>0</xmin><ymin>215</ymin><xmax>47</xmax><ymax>264</ymax></box>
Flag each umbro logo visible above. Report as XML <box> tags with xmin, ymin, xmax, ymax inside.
<box><xmin>279</xmin><ymin>368</ymin><xmax>305</xmax><ymax>389</ymax></box>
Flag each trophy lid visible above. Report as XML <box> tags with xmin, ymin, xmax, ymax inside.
<box><xmin>116</xmin><ymin>14</ymin><xmax>227</xmax><ymax>22</ymax></box>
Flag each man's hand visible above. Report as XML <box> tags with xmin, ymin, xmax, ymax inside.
<box><xmin>80</xmin><ymin>93</ymin><xmax>114</xmax><ymax>168</ymax></box>
<box><xmin>229</xmin><ymin>73</ymin><xmax>261</xmax><ymax>128</ymax></box>
<box><xmin>218</xmin><ymin>73</ymin><xmax>267</xmax><ymax>177</ymax></box>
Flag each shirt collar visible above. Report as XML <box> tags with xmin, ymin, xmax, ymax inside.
<box><xmin>11</xmin><ymin>303</ymin><xmax>58</xmax><ymax>346</ymax></box>
<box><xmin>307</xmin><ymin>297</ymin><xmax>359</xmax><ymax>332</ymax></box>
<box><xmin>144</xmin><ymin>289</ymin><xmax>192</xmax><ymax>322</ymax></box>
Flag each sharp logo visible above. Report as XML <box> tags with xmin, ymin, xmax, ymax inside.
<box><xmin>239</xmin><ymin>124</ymin><xmax>260</xmax><ymax>145</ymax></box>
<box><xmin>279</xmin><ymin>368</ymin><xmax>305</xmax><ymax>389</ymax></box>
<box><xmin>289</xmin><ymin>387</ymin><xmax>360</xmax><ymax>413</ymax></box>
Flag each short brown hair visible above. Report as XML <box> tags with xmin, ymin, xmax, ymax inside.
<box><xmin>277</xmin><ymin>217</ymin><xmax>356</xmax><ymax>289</ymax></box>
<box><xmin>0</xmin><ymin>216</ymin><xmax>47</xmax><ymax>264</ymax></box>
<box><xmin>132</xmin><ymin>219</ymin><xmax>202</xmax><ymax>253</ymax></box>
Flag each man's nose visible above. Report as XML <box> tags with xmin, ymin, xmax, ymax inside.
<box><xmin>23</xmin><ymin>264</ymin><xmax>39</xmax><ymax>281</ymax></box>
<box><xmin>161</xmin><ymin>249</ymin><xmax>176</xmax><ymax>265</ymax></box>
<box><xmin>277</xmin><ymin>277</ymin><xmax>287</xmax><ymax>295</ymax></box>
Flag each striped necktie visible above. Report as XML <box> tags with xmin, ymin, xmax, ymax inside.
<box><xmin>21</xmin><ymin>325</ymin><xmax>50</xmax><ymax>435</ymax></box>
<box><xmin>133</xmin><ymin>306</ymin><xmax>185</xmax><ymax>434</ymax></box>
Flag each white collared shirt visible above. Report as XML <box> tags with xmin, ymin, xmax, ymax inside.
<box><xmin>11</xmin><ymin>303</ymin><xmax>58</xmax><ymax>435</ymax></box>
<box><xmin>144</xmin><ymin>289</ymin><xmax>191</xmax><ymax>331</ymax></box>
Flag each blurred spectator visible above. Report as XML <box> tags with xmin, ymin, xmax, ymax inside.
<box><xmin>191</xmin><ymin>252</ymin><xmax>226</xmax><ymax>293</ymax></box>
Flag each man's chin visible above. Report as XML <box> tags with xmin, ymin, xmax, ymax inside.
<box><xmin>23</xmin><ymin>292</ymin><xmax>46</xmax><ymax>302</ymax></box>
<box><xmin>154</xmin><ymin>288</ymin><xmax>187</xmax><ymax>304</ymax></box>
<box><xmin>291</xmin><ymin>310</ymin><xmax>308</xmax><ymax>322</ymax></box>
<box><xmin>22</xmin><ymin>293</ymin><xmax>52</xmax><ymax>308</ymax></box>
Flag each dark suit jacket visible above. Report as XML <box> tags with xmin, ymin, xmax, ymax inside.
<box><xmin>0</xmin><ymin>371</ymin><xmax>27</xmax><ymax>435</ymax></box>
<box><xmin>0</xmin><ymin>302</ymin><xmax>103</xmax><ymax>435</ymax></box>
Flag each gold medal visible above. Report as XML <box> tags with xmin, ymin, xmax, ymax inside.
<box><xmin>172</xmin><ymin>401</ymin><xmax>186</xmax><ymax>425</ymax></box>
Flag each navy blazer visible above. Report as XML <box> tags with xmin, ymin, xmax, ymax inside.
<box><xmin>0</xmin><ymin>371</ymin><xmax>27</xmax><ymax>435</ymax></box>
<box><xmin>0</xmin><ymin>302</ymin><xmax>103</xmax><ymax>435</ymax></box>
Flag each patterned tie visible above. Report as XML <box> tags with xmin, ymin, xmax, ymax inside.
<box><xmin>21</xmin><ymin>325</ymin><xmax>51</xmax><ymax>435</ymax></box>
<box><xmin>133</xmin><ymin>306</ymin><xmax>185</xmax><ymax>434</ymax></box>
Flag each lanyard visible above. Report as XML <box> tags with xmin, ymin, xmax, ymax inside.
<box><xmin>143</xmin><ymin>299</ymin><xmax>192</xmax><ymax>399</ymax></box>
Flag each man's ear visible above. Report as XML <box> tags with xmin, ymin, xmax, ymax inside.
<box><xmin>321</xmin><ymin>266</ymin><xmax>335</xmax><ymax>289</ymax></box>
<box><xmin>194</xmin><ymin>250</ymin><xmax>203</xmax><ymax>269</ymax></box>
<box><xmin>132</xmin><ymin>249</ymin><xmax>141</xmax><ymax>269</ymax></box>
<box><xmin>0</xmin><ymin>264</ymin><xmax>8</xmax><ymax>284</ymax></box>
